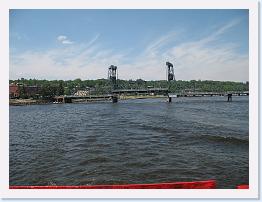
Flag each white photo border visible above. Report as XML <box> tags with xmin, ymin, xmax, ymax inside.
<box><xmin>0</xmin><ymin>0</ymin><xmax>259</xmax><ymax>199</ymax></box>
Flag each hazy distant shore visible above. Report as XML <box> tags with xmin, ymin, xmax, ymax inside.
<box><xmin>9</xmin><ymin>99</ymin><xmax>51</xmax><ymax>106</ymax></box>
<box><xmin>9</xmin><ymin>95</ymin><xmax>167</xmax><ymax>106</ymax></box>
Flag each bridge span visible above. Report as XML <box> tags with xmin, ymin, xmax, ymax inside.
<box><xmin>54</xmin><ymin>91</ymin><xmax>248</xmax><ymax>103</ymax></box>
<box><xmin>175</xmin><ymin>91</ymin><xmax>249</xmax><ymax>97</ymax></box>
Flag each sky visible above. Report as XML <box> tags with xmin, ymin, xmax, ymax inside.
<box><xmin>9</xmin><ymin>9</ymin><xmax>249</xmax><ymax>81</ymax></box>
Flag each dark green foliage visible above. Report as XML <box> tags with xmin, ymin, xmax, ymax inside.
<box><xmin>18</xmin><ymin>85</ymin><xmax>27</xmax><ymax>99</ymax></box>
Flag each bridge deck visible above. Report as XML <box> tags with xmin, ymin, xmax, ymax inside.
<box><xmin>53</xmin><ymin>91</ymin><xmax>248</xmax><ymax>103</ymax></box>
<box><xmin>63</xmin><ymin>95</ymin><xmax>112</xmax><ymax>99</ymax></box>
<box><xmin>175</xmin><ymin>91</ymin><xmax>249</xmax><ymax>97</ymax></box>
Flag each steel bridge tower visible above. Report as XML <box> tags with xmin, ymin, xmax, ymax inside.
<box><xmin>166</xmin><ymin>61</ymin><xmax>175</xmax><ymax>81</ymax></box>
<box><xmin>108</xmin><ymin>65</ymin><xmax>118</xmax><ymax>103</ymax></box>
<box><xmin>166</xmin><ymin>61</ymin><xmax>175</xmax><ymax>102</ymax></box>
<box><xmin>108</xmin><ymin>65</ymin><xmax>118</xmax><ymax>90</ymax></box>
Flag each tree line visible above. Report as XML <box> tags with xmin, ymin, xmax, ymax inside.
<box><xmin>10</xmin><ymin>78</ymin><xmax>249</xmax><ymax>99</ymax></box>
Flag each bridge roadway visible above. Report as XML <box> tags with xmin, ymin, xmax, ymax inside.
<box><xmin>54</xmin><ymin>90</ymin><xmax>248</xmax><ymax>103</ymax></box>
<box><xmin>175</xmin><ymin>91</ymin><xmax>249</xmax><ymax>97</ymax></box>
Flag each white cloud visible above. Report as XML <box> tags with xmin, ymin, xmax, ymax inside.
<box><xmin>10</xmin><ymin>20</ymin><xmax>248</xmax><ymax>82</ymax></box>
<box><xmin>57</xmin><ymin>35</ymin><xmax>74</xmax><ymax>45</ymax></box>
<box><xmin>61</xmin><ymin>40</ymin><xmax>73</xmax><ymax>44</ymax></box>
<box><xmin>123</xmin><ymin>19</ymin><xmax>248</xmax><ymax>82</ymax></box>
<box><xmin>10</xmin><ymin>38</ymin><xmax>127</xmax><ymax>80</ymax></box>
<box><xmin>57</xmin><ymin>35</ymin><xmax>67</xmax><ymax>41</ymax></box>
<box><xmin>144</xmin><ymin>31</ymin><xmax>177</xmax><ymax>57</ymax></box>
<box><xmin>86</xmin><ymin>34</ymin><xmax>100</xmax><ymax>47</ymax></box>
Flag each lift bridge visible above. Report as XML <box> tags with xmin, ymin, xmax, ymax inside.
<box><xmin>107</xmin><ymin>62</ymin><xmax>248</xmax><ymax>103</ymax></box>
<box><xmin>108</xmin><ymin>64</ymin><xmax>171</xmax><ymax>103</ymax></box>
<box><xmin>54</xmin><ymin>61</ymin><xmax>248</xmax><ymax>103</ymax></box>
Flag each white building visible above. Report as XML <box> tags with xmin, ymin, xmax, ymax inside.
<box><xmin>74</xmin><ymin>90</ymin><xmax>89</xmax><ymax>96</ymax></box>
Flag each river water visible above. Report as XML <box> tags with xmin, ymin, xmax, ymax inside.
<box><xmin>9</xmin><ymin>96</ymin><xmax>249</xmax><ymax>188</ymax></box>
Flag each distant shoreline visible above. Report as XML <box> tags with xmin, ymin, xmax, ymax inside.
<box><xmin>9</xmin><ymin>95</ymin><xmax>166</xmax><ymax>106</ymax></box>
<box><xmin>9</xmin><ymin>99</ymin><xmax>51</xmax><ymax>106</ymax></box>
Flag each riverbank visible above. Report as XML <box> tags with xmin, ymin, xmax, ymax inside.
<box><xmin>9</xmin><ymin>99</ymin><xmax>51</xmax><ymax>106</ymax></box>
<box><xmin>10</xmin><ymin>95</ymin><xmax>166</xmax><ymax>106</ymax></box>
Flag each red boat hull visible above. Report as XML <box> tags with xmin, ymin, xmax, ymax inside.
<box><xmin>10</xmin><ymin>180</ymin><xmax>216</xmax><ymax>189</ymax></box>
<box><xmin>236</xmin><ymin>185</ymin><xmax>249</xmax><ymax>189</ymax></box>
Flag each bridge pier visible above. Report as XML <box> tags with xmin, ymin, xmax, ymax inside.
<box><xmin>112</xmin><ymin>95</ymin><xmax>118</xmax><ymax>103</ymax></box>
<box><xmin>64</xmin><ymin>97</ymin><xmax>72</xmax><ymax>103</ymax></box>
<box><xmin>227</xmin><ymin>94</ymin><xmax>232</xmax><ymax>102</ymax></box>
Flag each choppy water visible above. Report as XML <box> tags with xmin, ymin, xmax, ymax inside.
<box><xmin>9</xmin><ymin>96</ymin><xmax>249</xmax><ymax>188</ymax></box>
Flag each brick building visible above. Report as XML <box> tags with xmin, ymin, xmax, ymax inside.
<box><xmin>9</xmin><ymin>84</ymin><xmax>41</xmax><ymax>98</ymax></box>
<box><xmin>9</xmin><ymin>83</ymin><xmax>19</xmax><ymax>98</ymax></box>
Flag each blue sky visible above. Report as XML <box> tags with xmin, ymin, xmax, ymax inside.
<box><xmin>9</xmin><ymin>9</ymin><xmax>249</xmax><ymax>81</ymax></box>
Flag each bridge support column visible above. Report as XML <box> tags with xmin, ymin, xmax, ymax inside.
<box><xmin>112</xmin><ymin>95</ymin><xmax>118</xmax><ymax>103</ymax></box>
<box><xmin>64</xmin><ymin>97</ymin><xmax>72</xmax><ymax>103</ymax></box>
<box><xmin>227</xmin><ymin>94</ymin><xmax>232</xmax><ymax>102</ymax></box>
